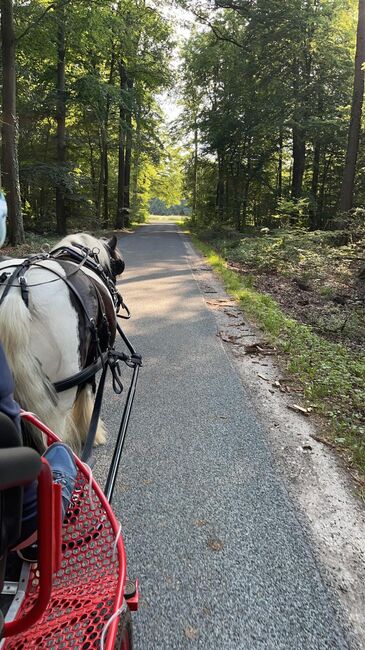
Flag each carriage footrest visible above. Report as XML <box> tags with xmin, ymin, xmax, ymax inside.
<box><xmin>124</xmin><ymin>578</ymin><xmax>139</xmax><ymax>611</ymax></box>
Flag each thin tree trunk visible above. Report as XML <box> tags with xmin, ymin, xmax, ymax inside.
<box><xmin>291</xmin><ymin>124</ymin><xmax>306</xmax><ymax>199</ymax></box>
<box><xmin>131</xmin><ymin>104</ymin><xmax>141</xmax><ymax>206</ymax></box>
<box><xmin>123</xmin><ymin>77</ymin><xmax>133</xmax><ymax>227</ymax></box>
<box><xmin>102</xmin><ymin>48</ymin><xmax>115</xmax><ymax>229</ymax></box>
<box><xmin>291</xmin><ymin>61</ymin><xmax>306</xmax><ymax>201</ymax></box>
<box><xmin>101</xmin><ymin>126</ymin><xmax>108</xmax><ymax>228</ymax></box>
<box><xmin>277</xmin><ymin>127</ymin><xmax>283</xmax><ymax>199</ymax></box>
<box><xmin>192</xmin><ymin>121</ymin><xmax>198</xmax><ymax>212</ymax></box>
<box><xmin>55</xmin><ymin>2</ymin><xmax>67</xmax><ymax>235</ymax></box>
<box><xmin>309</xmin><ymin>140</ymin><xmax>321</xmax><ymax>229</ymax></box>
<box><xmin>216</xmin><ymin>152</ymin><xmax>225</xmax><ymax>220</ymax></box>
<box><xmin>116</xmin><ymin>60</ymin><xmax>127</xmax><ymax>228</ymax></box>
<box><xmin>318</xmin><ymin>153</ymin><xmax>333</xmax><ymax>225</ymax></box>
<box><xmin>97</xmin><ymin>132</ymin><xmax>104</xmax><ymax>220</ymax></box>
<box><xmin>241</xmin><ymin>176</ymin><xmax>250</xmax><ymax>229</ymax></box>
<box><xmin>340</xmin><ymin>0</ymin><xmax>365</xmax><ymax>212</ymax></box>
<box><xmin>1</xmin><ymin>0</ymin><xmax>24</xmax><ymax>244</ymax></box>
<box><xmin>87</xmin><ymin>127</ymin><xmax>100</xmax><ymax>218</ymax></box>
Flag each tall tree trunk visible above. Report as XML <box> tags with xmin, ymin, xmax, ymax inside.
<box><xmin>309</xmin><ymin>140</ymin><xmax>321</xmax><ymax>229</ymax></box>
<box><xmin>1</xmin><ymin>0</ymin><xmax>24</xmax><ymax>244</ymax></box>
<box><xmin>87</xmin><ymin>127</ymin><xmax>100</xmax><ymax>219</ymax></box>
<box><xmin>116</xmin><ymin>60</ymin><xmax>127</xmax><ymax>228</ymax></box>
<box><xmin>123</xmin><ymin>77</ymin><xmax>133</xmax><ymax>227</ymax></box>
<box><xmin>101</xmin><ymin>126</ymin><xmax>108</xmax><ymax>228</ymax></box>
<box><xmin>102</xmin><ymin>48</ymin><xmax>115</xmax><ymax>229</ymax></box>
<box><xmin>131</xmin><ymin>104</ymin><xmax>141</xmax><ymax>207</ymax></box>
<box><xmin>291</xmin><ymin>124</ymin><xmax>306</xmax><ymax>200</ymax></box>
<box><xmin>216</xmin><ymin>152</ymin><xmax>225</xmax><ymax>220</ymax></box>
<box><xmin>192</xmin><ymin>121</ymin><xmax>198</xmax><ymax>213</ymax></box>
<box><xmin>241</xmin><ymin>175</ymin><xmax>250</xmax><ymax>229</ymax></box>
<box><xmin>277</xmin><ymin>127</ymin><xmax>283</xmax><ymax>199</ymax></box>
<box><xmin>55</xmin><ymin>2</ymin><xmax>66</xmax><ymax>235</ymax></box>
<box><xmin>97</xmin><ymin>132</ymin><xmax>104</xmax><ymax>221</ymax></box>
<box><xmin>318</xmin><ymin>153</ymin><xmax>333</xmax><ymax>226</ymax></box>
<box><xmin>340</xmin><ymin>0</ymin><xmax>365</xmax><ymax>213</ymax></box>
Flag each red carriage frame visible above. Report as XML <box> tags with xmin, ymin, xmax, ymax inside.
<box><xmin>1</xmin><ymin>411</ymin><xmax>138</xmax><ymax>650</ymax></box>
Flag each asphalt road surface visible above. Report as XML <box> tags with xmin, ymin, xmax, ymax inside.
<box><xmin>95</xmin><ymin>220</ymin><xmax>352</xmax><ymax>649</ymax></box>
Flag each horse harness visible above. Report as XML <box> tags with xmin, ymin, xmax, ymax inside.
<box><xmin>0</xmin><ymin>243</ymin><xmax>134</xmax><ymax>393</ymax></box>
<box><xmin>0</xmin><ymin>244</ymin><xmax>142</xmax><ymax>459</ymax></box>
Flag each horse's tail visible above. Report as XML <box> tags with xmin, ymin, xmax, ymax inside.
<box><xmin>0</xmin><ymin>291</ymin><xmax>57</xmax><ymax>449</ymax></box>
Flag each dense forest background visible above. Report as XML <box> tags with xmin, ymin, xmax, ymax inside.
<box><xmin>0</xmin><ymin>0</ymin><xmax>186</xmax><ymax>243</ymax></box>
<box><xmin>181</xmin><ymin>0</ymin><xmax>365</xmax><ymax>236</ymax></box>
<box><xmin>1</xmin><ymin>0</ymin><xmax>365</xmax><ymax>242</ymax></box>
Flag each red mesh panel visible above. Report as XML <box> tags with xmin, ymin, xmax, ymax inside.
<box><xmin>3</xmin><ymin>470</ymin><xmax>123</xmax><ymax>649</ymax></box>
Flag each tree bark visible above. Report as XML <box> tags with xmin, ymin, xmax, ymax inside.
<box><xmin>192</xmin><ymin>121</ymin><xmax>198</xmax><ymax>212</ymax></box>
<box><xmin>101</xmin><ymin>48</ymin><xmax>115</xmax><ymax>229</ymax></box>
<box><xmin>116</xmin><ymin>60</ymin><xmax>127</xmax><ymax>228</ymax></box>
<box><xmin>291</xmin><ymin>123</ymin><xmax>306</xmax><ymax>200</ymax></box>
<box><xmin>241</xmin><ymin>175</ymin><xmax>250</xmax><ymax>229</ymax></box>
<box><xmin>277</xmin><ymin>127</ymin><xmax>283</xmax><ymax>199</ymax></box>
<box><xmin>1</xmin><ymin>0</ymin><xmax>24</xmax><ymax>244</ymax></box>
<box><xmin>309</xmin><ymin>140</ymin><xmax>321</xmax><ymax>229</ymax></box>
<box><xmin>86</xmin><ymin>126</ymin><xmax>99</xmax><ymax>218</ymax></box>
<box><xmin>216</xmin><ymin>152</ymin><xmax>225</xmax><ymax>220</ymax></box>
<box><xmin>122</xmin><ymin>77</ymin><xmax>133</xmax><ymax>228</ymax></box>
<box><xmin>101</xmin><ymin>125</ymin><xmax>109</xmax><ymax>228</ymax></box>
<box><xmin>131</xmin><ymin>103</ymin><xmax>141</xmax><ymax>207</ymax></box>
<box><xmin>318</xmin><ymin>153</ymin><xmax>333</xmax><ymax>224</ymax></box>
<box><xmin>340</xmin><ymin>0</ymin><xmax>365</xmax><ymax>213</ymax></box>
<box><xmin>55</xmin><ymin>2</ymin><xmax>67</xmax><ymax>235</ymax></box>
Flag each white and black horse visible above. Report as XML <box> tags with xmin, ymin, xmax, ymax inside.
<box><xmin>0</xmin><ymin>233</ymin><xmax>125</xmax><ymax>452</ymax></box>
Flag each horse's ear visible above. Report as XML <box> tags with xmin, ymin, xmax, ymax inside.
<box><xmin>107</xmin><ymin>235</ymin><xmax>118</xmax><ymax>251</ymax></box>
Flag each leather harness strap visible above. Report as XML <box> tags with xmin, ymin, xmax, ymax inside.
<box><xmin>0</xmin><ymin>246</ymin><xmax>125</xmax><ymax>393</ymax></box>
<box><xmin>0</xmin><ymin>244</ymin><xmax>139</xmax><ymax>462</ymax></box>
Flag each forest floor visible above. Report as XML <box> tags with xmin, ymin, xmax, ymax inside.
<box><xmin>188</xmin><ymin>225</ymin><xmax>365</xmax><ymax>487</ymax></box>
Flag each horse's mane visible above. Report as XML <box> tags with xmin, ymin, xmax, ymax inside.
<box><xmin>52</xmin><ymin>233</ymin><xmax>111</xmax><ymax>271</ymax></box>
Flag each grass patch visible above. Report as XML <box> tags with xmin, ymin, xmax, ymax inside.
<box><xmin>191</xmin><ymin>234</ymin><xmax>365</xmax><ymax>479</ymax></box>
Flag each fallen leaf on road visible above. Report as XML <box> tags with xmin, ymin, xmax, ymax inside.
<box><xmin>218</xmin><ymin>332</ymin><xmax>247</xmax><ymax>344</ymax></box>
<box><xmin>206</xmin><ymin>299</ymin><xmax>235</xmax><ymax>306</ymax></box>
<box><xmin>244</xmin><ymin>342</ymin><xmax>277</xmax><ymax>355</ymax></box>
<box><xmin>258</xmin><ymin>373</ymin><xmax>270</xmax><ymax>381</ymax></box>
<box><xmin>287</xmin><ymin>404</ymin><xmax>312</xmax><ymax>416</ymax></box>
<box><xmin>194</xmin><ymin>519</ymin><xmax>209</xmax><ymax>527</ymax></box>
<box><xmin>184</xmin><ymin>626</ymin><xmax>200</xmax><ymax>640</ymax></box>
<box><xmin>224</xmin><ymin>310</ymin><xmax>240</xmax><ymax>318</ymax></box>
<box><xmin>207</xmin><ymin>537</ymin><xmax>224</xmax><ymax>552</ymax></box>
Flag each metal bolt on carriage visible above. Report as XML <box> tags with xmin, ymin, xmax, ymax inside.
<box><xmin>0</xmin><ymin>303</ymin><xmax>141</xmax><ymax>649</ymax></box>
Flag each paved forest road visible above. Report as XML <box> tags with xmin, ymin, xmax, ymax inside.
<box><xmin>95</xmin><ymin>220</ymin><xmax>352</xmax><ymax>649</ymax></box>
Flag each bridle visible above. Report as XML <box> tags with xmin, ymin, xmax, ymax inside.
<box><xmin>0</xmin><ymin>241</ymin><xmax>130</xmax><ymax>319</ymax></box>
<box><xmin>50</xmin><ymin>242</ymin><xmax>127</xmax><ymax>314</ymax></box>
